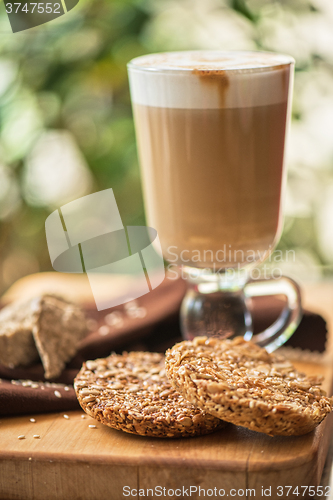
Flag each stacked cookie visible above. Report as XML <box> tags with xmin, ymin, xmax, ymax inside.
<box><xmin>74</xmin><ymin>351</ymin><xmax>224</xmax><ymax>438</ymax></box>
<box><xmin>165</xmin><ymin>336</ymin><xmax>333</xmax><ymax>436</ymax></box>
<box><xmin>74</xmin><ymin>337</ymin><xmax>333</xmax><ymax>438</ymax></box>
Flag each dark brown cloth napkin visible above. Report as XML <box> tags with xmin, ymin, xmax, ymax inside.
<box><xmin>0</xmin><ymin>278</ymin><xmax>327</xmax><ymax>416</ymax></box>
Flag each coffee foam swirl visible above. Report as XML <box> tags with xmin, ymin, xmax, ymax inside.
<box><xmin>128</xmin><ymin>51</ymin><xmax>294</xmax><ymax>71</ymax></box>
<box><xmin>128</xmin><ymin>51</ymin><xmax>294</xmax><ymax>109</ymax></box>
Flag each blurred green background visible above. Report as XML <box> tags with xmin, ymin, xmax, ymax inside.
<box><xmin>0</xmin><ymin>0</ymin><xmax>332</xmax><ymax>294</ymax></box>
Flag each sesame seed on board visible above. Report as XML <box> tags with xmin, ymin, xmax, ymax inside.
<box><xmin>98</xmin><ymin>325</ymin><xmax>109</xmax><ymax>336</ymax></box>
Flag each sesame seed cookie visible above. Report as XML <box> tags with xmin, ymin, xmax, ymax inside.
<box><xmin>165</xmin><ymin>336</ymin><xmax>333</xmax><ymax>436</ymax></box>
<box><xmin>74</xmin><ymin>351</ymin><xmax>225</xmax><ymax>438</ymax></box>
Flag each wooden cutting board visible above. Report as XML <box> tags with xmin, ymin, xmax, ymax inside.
<box><xmin>0</xmin><ymin>282</ymin><xmax>333</xmax><ymax>500</ymax></box>
<box><xmin>0</xmin><ymin>359</ymin><xmax>332</xmax><ymax>500</ymax></box>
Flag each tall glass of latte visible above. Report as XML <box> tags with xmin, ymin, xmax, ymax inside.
<box><xmin>128</xmin><ymin>51</ymin><xmax>301</xmax><ymax>351</ymax></box>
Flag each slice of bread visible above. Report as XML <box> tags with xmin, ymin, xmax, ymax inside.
<box><xmin>0</xmin><ymin>299</ymin><xmax>39</xmax><ymax>368</ymax></box>
<box><xmin>0</xmin><ymin>294</ymin><xmax>88</xmax><ymax>379</ymax></box>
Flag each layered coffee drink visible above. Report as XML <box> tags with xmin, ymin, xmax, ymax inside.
<box><xmin>128</xmin><ymin>52</ymin><xmax>294</xmax><ymax>268</ymax></box>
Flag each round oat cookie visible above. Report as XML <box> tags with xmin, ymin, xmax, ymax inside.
<box><xmin>165</xmin><ymin>336</ymin><xmax>333</xmax><ymax>436</ymax></box>
<box><xmin>74</xmin><ymin>351</ymin><xmax>224</xmax><ymax>438</ymax></box>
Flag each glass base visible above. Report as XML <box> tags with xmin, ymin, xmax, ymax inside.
<box><xmin>180</xmin><ymin>267</ymin><xmax>253</xmax><ymax>341</ymax></box>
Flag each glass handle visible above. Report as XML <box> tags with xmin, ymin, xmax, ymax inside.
<box><xmin>244</xmin><ymin>276</ymin><xmax>302</xmax><ymax>352</ymax></box>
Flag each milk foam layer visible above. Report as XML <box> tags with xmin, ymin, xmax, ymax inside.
<box><xmin>128</xmin><ymin>51</ymin><xmax>294</xmax><ymax>109</ymax></box>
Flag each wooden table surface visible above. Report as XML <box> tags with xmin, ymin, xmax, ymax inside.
<box><xmin>0</xmin><ymin>276</ymin><xmax>333</xmax><ymax>500</ymax></box>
